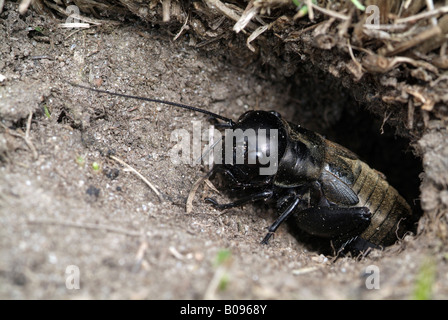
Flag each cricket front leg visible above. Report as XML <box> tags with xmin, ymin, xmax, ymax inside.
<box><xmin>261</xmin><ymin>197</ymin><xmax>301</xmax><ymax>244</ymax></box>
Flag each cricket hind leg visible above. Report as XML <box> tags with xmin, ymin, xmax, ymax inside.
<box><xmin>294</xmin><ymin>206</ymin><xmax>372</xmax><ymax>239</ymax></box>
<box><xmin>287</xmin><ymin>206</ymin><xmax>375</xmax><ymax>256</ymax></box>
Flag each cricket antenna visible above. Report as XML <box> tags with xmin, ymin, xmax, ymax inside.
<box><xmin>68</xmin><ymin>82</ymin><xmax>235</xmax><ymax>126</ymax></box>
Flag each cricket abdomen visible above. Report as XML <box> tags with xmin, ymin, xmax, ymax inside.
<box><xmin>351</xmin><ymin>160</ymin><xmax>413</xmax><ymax>246</ymax></box>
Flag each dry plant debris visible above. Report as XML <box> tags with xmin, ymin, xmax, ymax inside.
<box><xmin>18</xmin><ymin>0</ymin><xmax>446</xmax><ymax>134</ymax></box>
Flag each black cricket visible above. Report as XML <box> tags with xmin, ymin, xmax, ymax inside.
<box><xmin>71</xmin><ymin>82</ymin><xmax>413</xmax><ymax>253</ymax></box>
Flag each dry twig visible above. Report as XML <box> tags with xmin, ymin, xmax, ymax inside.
<box><xmin>347</xmin><ymin>39</ymin><xmax>363</xmax><ymax>76</ymax></box>
<box><xmin>205</xmin><ymin>0</ymin><xmax>257</xmax><ymax>30</ymax></box>
<box><xmin>0</xmin><ymin>111</ymin><xmax>38</xmax><ymax>160</ymax></box>
<box><xmin>133</xmin><ymin>240</ymin><xmax>149</xmax><ymax>272</ymax></box>
<box><xmin>383</xmin><ymin>25</ymin><xmax>442</xmax><ymax>57</ymax></box>
<box><xmin>110</xmin><ymin>155</ymin><xmax>165</xmax><ymax>203</ymax></box>
<box><xmin>233</xmin><ymin>1</ymin><xmax>258</xmax><ymax>33</ymax></box>
<box><xmin>186</xmin><ymin>173</ymin><xmax>208</xmax><ymax>214</ymax></box>
<box><xmin>396</xmin><ymin>6</ymin><xmax>448</xmax><ymax>24</ymax></box>
<box><xmin>311</xmin><ymin>3</ymin><xmax>349</xmax><ymax>21</ymax></box>
<box><xmin>306</xmin><ymin>0</ymin><xmax>314</xmax><ymax>21</ymax></box>
<box><xmin>18</xmin><ymin>0</ymin><xmax>31</xmax><ymax>14</ymax></box>
<box><xmin>162</xmin><ymin>0</ymin><xmax>171</xmax><ymax>22</ymax></box>
<box><xmin>173</xmin><ymin>14</ymin><xmax>189</xmax><ymax>41</ymax></box>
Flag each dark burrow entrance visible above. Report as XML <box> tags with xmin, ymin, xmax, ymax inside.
<box><xmin>205</xmin><ymin>53</ymin><xmax>424</xmax><ymax>255</ymax></box>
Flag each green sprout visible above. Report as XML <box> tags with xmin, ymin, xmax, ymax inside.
<box><xmin>292</xmin><ymin>0</ymin><xmax>317</xmax><ymax>19</ymax></box>
<box><xmin>214</xmin><ymin>249</ymin><xmax>231</xmax><ymax>267</ymax></box>
<box><xmin>34</xmin><ymin>26</ymin><xmax>43</xmax><ymax>33</ymax></box>
<box><xmin>351</xmin><ymin>0</ymin><xmax>366</xmax><ymax>11</ymax></box>
<box><xmin>218</xmin><ymin>273</ymin><xmax>229</xmax><ymax>291</ymax></box>
<box><xmin>75</xmin><ymin>156</ymin><xmax>85</xmax><ymax>167</ymax></box>
<box><xmin>214</xmin><ymin>249</ymin><xmax>232</xmax><ymax>292</ymax></box>
<box><xmin>412</xmin><ymin>259</ymin><xmax>436</xmax><ymax>300</ymax></box>
<box><xmin>296</xmin><ymin>5</ymin><xmax>309</xmax><ymax>18</ymax></box>
<box><xmin>92</xmin><ymin>161</ymin><xmax>100</xmax><ymax>171</ymax></box>
<box><xmin>43</xmin><ymin>104</ymin><xmax>51</xmax><ymax>118</ymax></box>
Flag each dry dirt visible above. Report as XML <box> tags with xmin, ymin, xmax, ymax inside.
<box><xmin>1</xmin><ymin>2</ymin><xmax>447</xmax><ymax>299</ymax></box>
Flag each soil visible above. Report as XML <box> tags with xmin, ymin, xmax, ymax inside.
<box><xmin>1</xmin><ymin>2</ymin><xmax>447</xmax><ymax>299</ymax></box>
